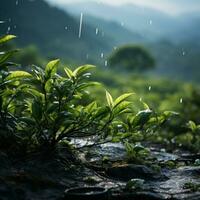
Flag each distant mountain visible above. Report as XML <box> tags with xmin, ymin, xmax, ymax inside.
<box><xmin>0</xmin><ymin>0</ymin><xmax>113</xmax><ymax>64</ymax></box>
<box><xmin>65</xmin><ymin>2</ymin><xmax>177</xmax><ymax>40</ymax></box>
<box><xmin>76</xmin><ymin>14</ymin><xmax>144</xmax><ymax>45</ymax></box>
<box><xmin>65</xmin><ymin>2</ymin><xmax>200</xmax><ymax>42</ymax></box>
<box><xmin>167</xmin><ymin>0</ymin><xmax>200</xmax><ymax>13</ymax></box>
<box><xmin>1</xmin><ymin>0</ymin><xmax>200</xmax><ymax>82</ymax></box>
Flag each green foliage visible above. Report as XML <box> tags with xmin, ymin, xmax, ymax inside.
<box><xmin>125</xmin><ymin>143</ymin><xmax>150</xmax><ymax>163</ymax></box>
<box><xmin>0</xmin><ymin>34</ymin><xmax>168</xmax><ymax>155</ymax></box>
<box><xmin>108</xmin><ymin>45</ymin><xmax>155</xmax><ymax>72</ymax></box>
<box><xmin>0</xmin><ymin>35</ymin><xmax>16</xmax><ymax>44</ymax></box>
<box><xmin>187</xmin><ymin>121</ymin><xmax>200</xmax><ymax>133</ymax></box>
<box><xmin>125</xmin><ymin>178</ymin><xmax>144</xmax><ymax>191</ymax></box>
<box><xmin>183</xmin><ymin>182</ymin><xmax>200</xmax><ymax>192</ymax></box>
<box><xmin>0</xmin><ymin>0</ymin><xmax>110</xmax><ymax>64</ymax></box>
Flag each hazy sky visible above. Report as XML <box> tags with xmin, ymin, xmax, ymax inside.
<box><xmin>46</xmin><ymin>0</ymin><xmax>200</xmax><ymax>15</ymax></box>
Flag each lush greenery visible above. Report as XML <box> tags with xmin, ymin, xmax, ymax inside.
<box><xmin>0</xmin><ymin>35</ymin><xmax>173</xmax><ymax>160</ymax></box>
<box><xmin>1</xmin><ymin>0</ymin><xmax>200</xmax><ymax>83</ymax></box>
<box><xmin>108</xmin><ymin>45</ymin><xmax>155</xmax><ymax>72</ymax></box>
<box><xmin>1</xmin><ymin>34</ymin><xmax>200</xmax><ymax>161</ymax></box>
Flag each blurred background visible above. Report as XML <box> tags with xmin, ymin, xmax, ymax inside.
<box><xmin>0</xmin><ymin>0</ymin><xmax>200</xmax><ymax>123</ymax></box>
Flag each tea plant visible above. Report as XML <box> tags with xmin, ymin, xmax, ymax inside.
<box><xmin>0</xmin><ymin>34</ymin><xmax>174</xmax><ymax>162</ymax></box>
<box><xmin>0</xmin><ymin>35</ymin><xmax>19</xmax><ymax>149</ymax></box>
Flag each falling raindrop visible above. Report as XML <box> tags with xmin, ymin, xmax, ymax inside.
<box><xmin>65</xmin><ymin>26</ymin><xmax>68</xmax><ymax>30</ymax></box>
<box><xmin>0</xmin><ymin>21</ymin><xmax>4</xmax><ymax>24</ymax></box>
<box><xmin>113</xmin><ymin>46</ymin><xmax>117</xmax><ymax>50</ymax></box>
<box><xmin>100</xmin><ymin>53</ymin><xmax>104</xmax><ymax>58</ymax></box>
<box><xmin>16</xmin><ymin>0</ymin><xmax>19</xmax><ymax>5</ymax></box>
<box><xmin>78</xmin><ymin>13</ymin><xmax>83</xmax><ymax>39</ymax></box>
<box><xmin>7</xmin><ymin>26</ymin><xmax>11</xmax><ymax>34</ymax></box>
<box><xmin>95</xmin><ymin>28</ymin><xmax>99</xmax><ymax>35</ymax></box>
<box><xmin>182</xmin><ymin>51</ymin><xmax>186</xmax><ymax>56</ymax></box>
<box><xmin>149</xmin><ymin>20</ymin><xmax>153</xmax><ymax>25</ymax></box>
<box><xmin>121</xmin><ymin>22</ymin><xmax>124</xmax><ymax>27</ymax></box>
<box><xmin>104</xmin><ymin>60</ymin><xmax>108</xmax><ymax>67</ymax></box>
<box><xmin>148</xmin><ymin>86</ymin><xmax>152</xmax><ymax>91</ymax></box>
<box><xmin>86</xmin><ymin>54</ymin><xmax>89</xmax><ymax>60</ymax></box>
<box><xmin>180</xmin><ymin>98</ymin><xmax>183</xmax><ymax>104</ymax></box>
<box><xmin>140</xmin><ymin>97</ymin><xmax>143</xmax><ymax>102</ymax></box>
<box><xmin>102</xmin><ymin>32</ymin><xmax>104</xmax><ymax>37</ymax></box>
<box><xmin>8</xmin><ymin>18</ymin><xmax>11</xmax><ymax>22</ymax></box>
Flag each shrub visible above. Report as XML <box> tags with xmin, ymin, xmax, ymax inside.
<box><xmin>0</xmin><ymin>35</ymin><xmax>173</xmax><ymax>161</ymax></box>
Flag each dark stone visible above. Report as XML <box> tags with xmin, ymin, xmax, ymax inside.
<box><xmin>178</xmin><ymin>166</ymin><xmax>200</xmax><ymax>177</ymax></box>
<box><xmin>106</xmin><ymin>164</ymin><xmax>160</xmax><ymax>181</ymax></box>
<box><xmin>172</xmin><ymin>192</ymin><xmax>200</xmax><ymax>200</ymax></box>
<box><xmin>111</xmin><ymin>191</ymin><xmax>168</xmax><ymax>200</ymax></box>
<box><xmin>64</xmin><ymin>187</ymin><xmax>109</xmax><ymax>200</ymax></box>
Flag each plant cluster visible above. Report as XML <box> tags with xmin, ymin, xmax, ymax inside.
<box><xmin>0</xmin><ymin>35</ymin><xmax>174</xmax><ymax>161</ymax></box>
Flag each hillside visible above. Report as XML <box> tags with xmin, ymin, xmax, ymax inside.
<box><xmin>65</xmin><ymin>2</ymin><xmax>200</xmax><ymax>42</ymax></box>
<box><xmin>0</xmin><ymin>0</ymin><xmax>112</xmax><ymax>64</ymax></box>
<box><xmin>1</xmin><ymin>0</ymin><xmax>200</xmax><ymax>83</ymax></box>
<box><xmin>65</xmin><ymin>2</ymin><xmax>177</xmax><ymax>40</ymax></box>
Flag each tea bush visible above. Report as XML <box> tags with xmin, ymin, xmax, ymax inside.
<box><xmin>0</xmin><ymin>35</ymin><xmax>175</xmax><ymax>160</ymax></box>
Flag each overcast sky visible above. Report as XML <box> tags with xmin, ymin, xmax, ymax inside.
<box><xmin>46</xmin><ymin>0</ymin><xmax>200</xmax><ymax>15</ymax></box>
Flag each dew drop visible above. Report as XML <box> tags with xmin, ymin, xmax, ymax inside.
<box><xmin>7</xmin><ymin>26</ymin><xmax>11</xmax><ymax>34</ymax></box>
<box><xmin>78</xmin><ymin>13</ymin><xmax>83</xmax><ymax>39</ymax></box>
<box><xmin>95</xmin><ymin>28</ymin><xmax>99</xmax><ymax>35</ymax></box>
<box><xmin>148</xmin><ymin>86</ymin><xmax>152</xmax><ymax>91</ymax></box>
<box><xmin>105</xmin><ymin>60</ymin><xmax>108</xmax><ymax>67</ymax></box>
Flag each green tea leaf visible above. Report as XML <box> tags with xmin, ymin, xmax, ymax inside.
<box><xmin>106</xmin><ymin>90</ymin><xmax>114</xmax><ymax>108</ymax></box>
<box><xmin>31</xmin><ymin>99</ymin><xmax>43</xmax><ymax>120</ymax></box>
<box><xmin>5</xmin><ymin>71</ymin><xmax>32</xmax><ymax>80</ymax></box>
<box><xmin>114</xmin><ymin>93</ymin><xmax>134</xmax><ymax>108</ymax></box>
<box><xmin>132</xmin><ymin>109</ymin><xmax>152</xmax><ymax>127</ymax></box>
<box><xmin>94</xmin><ymin>106</ymin><xmax>110</xmax><ymax>119</ymax></box>
<box><xmin>64</xmin><ymin>67</ymin><xmax>73</xmax><ymax>79</ymax></box>
<box><xmin>85</xmin><ymin>101</ymin><xmax>97</xmax><ymax>113</ymax></box>
<box><xmin>113</xmin><ymin>101</ymin><xmax>132</xmax><ymax>116</ymax></box>
<box><xmin>187</xmin><ymin>120</ymin><xmax>197</xmax><ymax>132</ymax></box>
<box><xmin>0</xmin><ymin>35</ymin><xmax>16</xmax><ymax>44</ymax></box>
<box><xmin>0</xmin><ymin>50</ymin><xmax>19</xmax><ymax>65</ymax></box>
<box><xmin>142</xmin><ymin>102</ymin><xmax>150</xmax><ymax>110</ymax></box>
<box><xmin>45</xmin><ymin>59</ymin><xmax>59</xmax><ymax>79</ymax></box>
<box><xmin>73</xmin><ymin>65</ymin><xmax>95</xmax><ymax>77</ymax></box>
<box><xmin>77</xmin><ymin>82</ymin><xmax>101</xmax><ymax>90</ymax></box>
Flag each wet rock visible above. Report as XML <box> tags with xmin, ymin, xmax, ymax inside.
<box><xmin>178</xmin><ymin>166</ymin><xmax>200</xmax><ymax>177</ymax></box>
<box><xmin>172</xmin><ymin>192</ymin><xmax>200</xmax><ymax>200</ymax></box>
<box><xmin>106</xmin><ymin>164</ymin><xmax>161</xmax><ymax>181</ymax></box>
<box><xmin>181</xmin><ymin>153</ymin><xmax>200</xmax><ymax>162</ymax></box>
<box><xmin>153</xmin><ymin>151</ymin><xmax>179</xmax><ymax>162</ymax></box>
<box><xmin>111</xmin><ymin>191</ymin><xmax>169</xmax><ymax>200</ymax></box>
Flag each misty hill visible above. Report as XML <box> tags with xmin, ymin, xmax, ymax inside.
<box><xmin>0</xmin><ymin>0</ymin><xmax>113</xmax><ymax>64</ymax></box>
<box><xmin>0</xmin><ymin>0</ymin><xmax>200</xmax><ymax>83</ymax></box>
<box><xmin>65</xmin><ymin>2</ymin><xmax>177</xmax><ymax>40</ymax></box>
<box><xmin>66</xmin><ymin>2</ymin><xmax>200</xmax><ymax>42</ymax></box>
<box><xmin>75</xmin><ymin>14</ymin><xmax>144</xmax><ymax>45</ymax></box>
